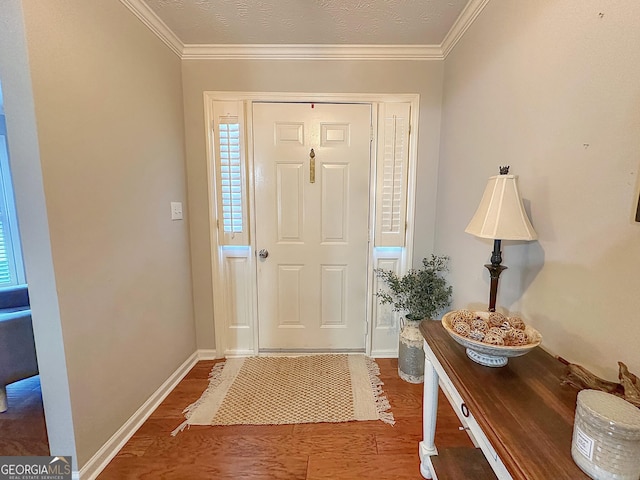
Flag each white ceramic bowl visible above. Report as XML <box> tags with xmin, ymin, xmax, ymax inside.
<box><xmin>442</xmin><ymin>311</ymin><xmax>542</xmax><ymax>367</ymax></box>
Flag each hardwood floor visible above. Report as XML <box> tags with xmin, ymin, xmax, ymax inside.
<box><xmin>99</xmin><ymin>358</ymin><xmax>472</xmax><ymax>480</ymax></box>
<box><xmin>0</xmin><ymin>375</ymin><xmax>49</xmax><ymax>456</ymax></box>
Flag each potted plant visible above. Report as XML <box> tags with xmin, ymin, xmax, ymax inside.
<box><xmin>376</xmin><ymin>255</ymin><xmax>452</xmax><ymax>383</ymax></box>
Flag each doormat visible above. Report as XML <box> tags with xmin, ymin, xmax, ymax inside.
<box><xmin>172</xmin><ymin>354</ymin><xmax>394</xmax><ymax>434</ymax></box>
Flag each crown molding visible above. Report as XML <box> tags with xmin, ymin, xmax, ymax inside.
<box><xmin>119</xmin><ymin>0</ymin><xmax>183</xmax><ymax>57</ymax></box>
<box><xmin>441</xmin><ymin>0</ymin><xmax>491</xmax><ymax>58</ymax></box>
<box><xmin>182</xmin><ymin>44</ymin><xmax>443</xmax><ymax>61</ymax></box>
<box><xmin>121</xmin><ymin>0</ymin><xmax>488</xmax><ymax>61</ymax></box>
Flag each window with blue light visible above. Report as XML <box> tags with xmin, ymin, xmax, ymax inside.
<box><xmin>0</xmin><ymin>84</ymin><xmax>26</xmax><ymax>286</ymax></box>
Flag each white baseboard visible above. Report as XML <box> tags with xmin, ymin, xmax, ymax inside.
<box><xmin>197</xmin><ymin>349</ymin><xmax>219</xmax><ymax>360</ymax></box>
<box><xmin>370</xmin><ymin>349</ymin><xmax>399</xmax><ymax>358</ymax></box>
<box><xmin>78</xmin><ymin>351</ymin><xmax>200</xmax><ymax>480</ymax></box>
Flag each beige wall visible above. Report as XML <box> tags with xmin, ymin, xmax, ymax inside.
<box><xmin>182</xmin><ymin>59</ymin><xmax>445</xmax><ymax>349</ymax></box>
<box><xmin>15</xmin><ymin>0</ymin><xmax>196</xmax><ymax>467</ymax></box>
<box><xmin>436</xmin><ymin>1</ymin><xmax>640</xmax><ymax>380</ymax></box>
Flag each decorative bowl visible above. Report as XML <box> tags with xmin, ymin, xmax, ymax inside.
<box><xmin>442</xmin><ymin>311</ymin><xmax>542</xmax><ymax>367</ymax></box>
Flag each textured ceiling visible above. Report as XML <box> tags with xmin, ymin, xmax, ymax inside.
<box><xmin>143</xmin><ymin>0</ymin><xmax>470</xmax><ymax>45</ymax></box>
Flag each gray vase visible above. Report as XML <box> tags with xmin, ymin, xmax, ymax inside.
<box><xmin>398</xmin><ymin>317</ymin><xmax>424</xmax><ymax>383</ymax></box>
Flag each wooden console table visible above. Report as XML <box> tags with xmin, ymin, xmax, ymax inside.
<box><xmin>419</xmin><ymin>320</ymin><xmax>590</xmax><ymax>480</ymax></box>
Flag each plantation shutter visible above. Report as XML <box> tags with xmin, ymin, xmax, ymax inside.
<box><xmin>375</xmin><ymin>102</ymin><xmax>411</xmax><ymax>246</ymax></box>
<box><xmin>0</xmin><ymin>134</ymin><xmax>24</xmax><ymax>286</ymax></box>
<box><xmin>0</xmin><ymin>206</ymin><xmax>15</xmax><ymax>284</ymax></box>
<box><xmin>212</xmin><ymin>101</ymin><xmax>248</xmax><ymax>245</ymax></box>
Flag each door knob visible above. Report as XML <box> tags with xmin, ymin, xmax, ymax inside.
<box><xmin>258</xmin><ymin>249</ymin><xmax>269</xmax><ymax>259</ymax></box>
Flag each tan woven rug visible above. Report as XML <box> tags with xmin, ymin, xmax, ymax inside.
<box><xmin>172</xmin><ymin>354</ymin><xmax>394</xmax><ymax>434</ymax></box>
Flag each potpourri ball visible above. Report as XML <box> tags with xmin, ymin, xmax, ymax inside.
<box><xmin>488</xmin><ymin>326</ymin><xmax>507</xmax><ymax>339</ymax></box>
<box><xmin>483</xmin><ymin>331</ymin><xmax>505</xmax><ymax>346</ymax></box>
<box><xmin>508</xmin><ymin>316</ymin><xmax>526</xmax><ymax>330</ymax></box>
<box><xmin>455</xmin><ymin>310</ymin><xmax>476</xmax><ymax>323</ymax></box>
<box><xmin>453</xmin><ymin>321</ymin><xmax>471</xmax><ymax>337</ymax></box>
<box><xmin>505</xmin><ymin>329</ymin><xmax>528</xmax><ymax>346</ymax></box>
<box><xmin>451</xmin><ymin>316</ymin><xmax>469</xmax><ymax>328</ymax></box>
<box><xmin>470</xmin><ymin>318</ymin><xmax>489</xmax><ymax>333</ymax></box>
<box><xmin>450</xmin><ymin>310</ymin><xmax>470</xmax><ymax>325</ymax></box>
<box><xmin>460</xmin><ymin>309</ymin><xmax>476</xmax><ymax>320</ymax></box>
<box><xmin>499</xmin><ymin>321</ymin><xmax>512</xmax><ymax>332</ymax></box>
<box><xmin>488</xmin><ymin>312</ymin><xmax>507</xmax><ymax>327</ymax></box>
<box><xmin>468</xmin><ymin>329</ymin><xmax>486</xmax><ymax>342</ymax></box>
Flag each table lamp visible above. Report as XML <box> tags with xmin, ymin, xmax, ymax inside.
<box><xmin>465</xmin><ymin>166</ymin><xmax>537</xmax><ymax>312</ymax></box>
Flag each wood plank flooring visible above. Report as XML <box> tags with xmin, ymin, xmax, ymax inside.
<box><xmin>99</xmin><ymin>358</ymin><xmax>473</xmax><ymax>480</ymax></box>
<box><xmin>0</xmin><ymin>375</ymin><xmax>49</xmax><ymax>456</ymax></box>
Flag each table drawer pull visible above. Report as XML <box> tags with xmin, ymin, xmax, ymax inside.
<box><xmin>461</xmin><ymin>403</ymin><xmax>470</xmax><ymax>417</ymax></box>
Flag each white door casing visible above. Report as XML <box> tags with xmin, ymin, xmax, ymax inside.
<box><xmin>253</xmin><ymin>102</ymin><xmax>372</xmax><ymax>350</ymax></box>
<box><xmin>205</xmin><ymin>92</ymin><xmax>419</xmax><ymax>358</ymax></box>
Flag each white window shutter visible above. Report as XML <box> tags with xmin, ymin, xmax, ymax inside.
<box><xmin>0</xmin><ymin>208</ymin><xmax>15</xmax><ymax>284</ymax></box>
<box><xmin>0</xmin><ymin>134</ymin><xmax>25</xmax><ymax>286</ymax></box>
<box><xmin>375</xmin><ymin>102</ymin><xmax>411</xmax><ymax>246</ymax></box>
<box><xmin>212</xmin><ymin>101</ymin><xmax>248</xmax><ymax>246</ymax></box>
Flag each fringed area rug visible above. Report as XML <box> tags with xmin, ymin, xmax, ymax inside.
<box><xmin>172</xmin><ymin>354</ymin><xmax>394</xmax><ymax>435</ymax></box>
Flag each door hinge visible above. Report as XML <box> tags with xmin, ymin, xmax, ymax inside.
<box><xmin>370</xmin><ymin>124</ymin><xmax>374</xmax><ymax>141</ymax></box>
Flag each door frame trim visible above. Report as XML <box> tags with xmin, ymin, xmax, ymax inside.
<box><xmin>204</xmin><ymin>92</ymin><xmax>420</xmax><ymax>357</ymax></box>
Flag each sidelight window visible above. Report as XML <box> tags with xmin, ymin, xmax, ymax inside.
<box><xmin>212</xmin><ymin>101</ymin><xmax>248</xmax><ymax>246</ymax></box>
<box><xmin>375</xmin><ymin>102</ymin><xmax>411</xmax><ymax>247</ymax></box>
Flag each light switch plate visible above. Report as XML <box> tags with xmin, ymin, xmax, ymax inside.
<box><xmin>171</xmin><ymin>202</ymin><xmax>183</xmax><ymax>220</ymax></box>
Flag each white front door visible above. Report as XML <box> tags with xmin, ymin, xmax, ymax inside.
<box><xmin>253</xmin><ymin>102</ymin><xmax>372</xmax><ymax>350</ymax></box>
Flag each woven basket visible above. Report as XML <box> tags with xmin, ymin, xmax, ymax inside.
<box><xmin>572</xmin><ymin>389</ymin><xmax>640</xmax><ymax>480</ymax></box>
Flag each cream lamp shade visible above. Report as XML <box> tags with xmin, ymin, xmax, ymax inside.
<box><xmin>465</xmin><ymin>174</ymin><xmax>537</xmax><ymax>241</ymax></box>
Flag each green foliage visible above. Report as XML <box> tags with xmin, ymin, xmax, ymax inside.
<box><xmin>375</xmin><ymin>255</ymin><xmax>452</xmax><ymax>320</ymax></box>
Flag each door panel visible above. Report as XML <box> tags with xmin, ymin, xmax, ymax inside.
<box><xmin>253</xmin><ymin>102</ymin><xmax>371</xmax><ymax>350</ymax></box>
<box><xmin>276</xmin><ymin>163</ymin><xmax>304</xmax><ymax>241</ymax></box>
<box><xmin>321</xmin><ymin>163</ymin><xmax>348</xmax><ymax>242</ymax></box>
